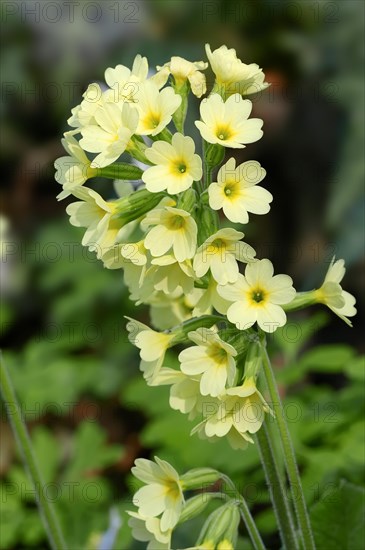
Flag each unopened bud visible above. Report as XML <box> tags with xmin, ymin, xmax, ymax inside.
<box><xmin>205</xmin><ymin>142</ymin><xmax>225</xmax><ymax>168</ymax></box>
<box><xmin>179</xmin><ymin>493</ymin><xmax>218</xmax><ymax>524</ymax></box>
<box><xmin>197</xmin><ymin>502</ymin><xmax>240</xmax><ymax>547</ymax></box>
<box><xmin>180</xmin><ymin>468</ymin><xmax>221</xmax><ymax>490</ymax></box>
<box><xmin>114</xmin><ymin>189</ymin><xmax>166</xmax><ymax>224</ymax></box>
<box><xmin>177</xmin><ymin>188</ymin><xmax>198</xmax><ymax>214</ymax></box>
<box><xmin>198</xmin><ymin>205</ymin><xmax>219</xmax><ymax>246</ymax></box>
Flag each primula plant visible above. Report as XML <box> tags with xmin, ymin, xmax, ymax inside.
<box><xmin>1</xmin><ymin>44</ymin><xmax>358</xmax><ymax>550</ymax></box>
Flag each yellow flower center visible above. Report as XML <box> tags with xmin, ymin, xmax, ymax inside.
<box><xmin>167</xmin><ymin>215</ymin><xmax>186</xmax><ymax>230</ymax></box>
<box><xmin>223</xmin><ymin>180</ymin><xmax>239</xmax><ymax>198</ymax></box>
<box><xmin>164</xmin><ymin>479</ymin><xmax>182</xmax><ymax>502</ymax></box>
<box><xmin>208</xmin><ymin>238</ymin><xmax>226</xmax><ymax>255</ymax></box>
<box><xmin>208</xmin><ymin>344</ymin><xmax>228</xmax><ymax>365</ymax></box>
<box><xmin>215</xmin><ymin>124</ymin><xmax>233</xmax><ymax>141</ymax></box>
<box><xmin>143</xmin><ymin>112</ymin><xmax>161</xmax><ymax>129</ymax></box>
<box><xmin>172</xmin><ymin>159</ymin><xmax>187</xmax><ymax>175</ymax></box>
<box><xmin>249</xmin><ymin>286</ymin><xmax>267</xmax><ymax>305</ymax></box>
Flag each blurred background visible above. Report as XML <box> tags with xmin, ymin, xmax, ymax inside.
<box><xmin>1</xmin><ymin>1</ymin><xmax>364</xmax><ymax>548</ymax></box>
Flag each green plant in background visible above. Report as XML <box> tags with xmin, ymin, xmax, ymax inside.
<box><xmin>1</xmin><ymin>43</ymin><xmax>364</xmax><ymax>550</ymax></box>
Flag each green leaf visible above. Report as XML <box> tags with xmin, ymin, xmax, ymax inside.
<box><xmin>344</xmin><ymin>355</ymin><xmax>365</xmax><ymax>381</ymax></box>
<box><xmin>310</xmin><ymin>480</ymin><xmax>365</xmax><ymax>549</ymax></box>
<box><xmin>300</xmin><ymin>344</ymin><xmax>355</xmax><ymax>373</ymax></box>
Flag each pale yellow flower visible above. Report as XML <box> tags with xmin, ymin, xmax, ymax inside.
<box><xmin>149</xmin><ymin>254</ymin><xmax>195</xmax><ymax>295</ymax></box>
<box><xmin>132</xmin><ymin>456</ymin><xmax>184</xmax><ymax>531</ymax></box>
<box><xmin>206</xmin><ymin>44</ymin><xmax>269</xmax><ymax>96</ymax></box>
<box><xmin>142</xmin><ymin>133</ymin><xmax>203</xmax><ymax>194</ymax></box>
<box><xmin>68</xmin><ymin>83</ymin><xmax>105</xmax><ymax>128</ymax></box>
<box><xmin>202</xmin><ymin>378</ymin><xmax>270</xmax><ymax>442</ymax></box>
<box><xmin>193</xmin><ymin>228</ymin><xmax>256</xmax><ymax>285</ymax></box>
<box><xmin>150</xmin><ymin>368</ymin><xmax>201</xmax><ymax>415</ymax></box>
<box><xmin>315</xmin><ymin>257</ymin><xmax>357</xmax><ymax>326</ymax></box>
<box><xmin>218</xmin><ymin>259</ymin><xmax>296</xmax><ymax>333</ymax></box>
<box><xmin>142</xmin><ymin>206</ymin><xmax>198</xmax><ymax>263</ymax></box>
<box><xmin>149</xmin><ymin>289</ymin><xmax>204</xmax><ymax>331</ymax></box>
<box><xmin>104</xmin><ymin>54</ymin><xmax>149</xmax><ymax>102</ymax></box>
<box><xmin>208</xmin><ymin>158</ymin><xmax>272</xmax><ymax>223</ymax></box>
<box><xmin>157</xmin><ymin>56</ymin><xmax>208</xmax><ymax>97</ymax></box>
<box><xmin>179</xmin><ymin>328</ymin><xmax>237</xmax><ymax>397</ymax></box>
<box><xmin>55</xmin><ymin>134</ymin><xmax>96</xmax><ymax>200</ymax></box>
<box><xmin>79</xmin><ymin>101</ymin><xmax>139</xmax><ymax>168</ymax></box>
<box><xmin>195</xmin><ymin>93</ymin><xmax>263</xmax><ymax>148</ymax></box>
<box><xmin>126</xmin><ymin>318</ymin><xmax>175</xmax><ymax>381</ymax></box>
<box><xmin>192</xmin><ymin>278</ymin><xmax>231</xmax><ymax>317</ymax></box>
<box><xmin>127</xmin><ymin>511</ymin><xmax>172</xmax><ymax>549</ymax></box>
<box><xmin>135</xmin><ymin>81</ymin><xmax>181</xmax><ymax>136</ymax></box>
<box><xmin>66</xmin><ymin>187</ymin><xmax>122</xmax><ymax>257</ymax></box>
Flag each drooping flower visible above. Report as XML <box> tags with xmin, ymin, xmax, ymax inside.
<box><xmin>65</xmin><ymin>187</ymin><xmax>123</xmax><ymax>257</ymax></box>
<box><xmin>55</xmin><ymin>134</ymin><xmax>96</xmax><ymax>200</ymax></box>
<box><xmin>68</xmin><ymin>83</ymin><xmax>105</xmax><ymax>129</ymax></box>
<box><xmin>79</xmin><ymin>101</ymin><xmax>139</xmax><ymax>168</ymax></box>
<box><xmin>127</xmin><ymin>511</ymin><xmax>172</xmax><ymax>549</ymax></box>
<box><xmin>195</xmin><ymin>377</ymin><xmax>270</xmax><ymax>449</ymax></box>
<box><xmin>193</xmin><ymin>228</ymin><xmax>256</xmax><ymax>285</ymax></box>
<box><xmin>126</xmin><ymin>318</ymin><xmax>175</xmax><ymax>381</ymax></box>
<box><xmin>132</xmin><ymin>456</ymin><xmax>184</xmax><ymax>531</ymax></box>
<box><xmin>205</xmin><ymin>44</ymin><xmax>269</xmax><ymax>96</ymax></box>
<box><xmin>134</xmin><ymin>81</ymin><xmax>181</xmax><ymax>136</ymax></box>
<box><xmin>157</xmin><ymin>56</ymin><xmax>208</xmax><ymax>97</ymax></box>
<box><xmin>142</xmin><ymin>206</ymin><xmax>198</xmax><ymax>263</ymax></box>
<box><xmin>218</xmin><ymin>259</ymin><xmax>296</xmax><ymax>333</ymax></box>
<box><xmin>192</xmin><ymin>278</ymin><xmax>231</xmax><ymax>317</ymax></box>
<box><xmin>179</xmin><ymin>328</ymin><xmax>237</xmax><ymax>397</ymax></box>
<box><xmin>195</xmin><ymin>94</ymin><xmax>263</xmax><ymax>148</ymax></box>
<box><xmin>149</xmin><ymin>254</ymin><xmax>195</xmax><ymax>295</ymax></box>
<box><xmin>150</xmin><ymin>367</ymin><xmax>201</xmax><ymax>415</ymax></box>
<box><xmin>142</xmin><ymin>133</ymin><xmax>203</xmax><ymax>194</ymax></box>
<box><xmin>315</xmin><ymin>257</ymin><xmax>357</xmax><ymax>326</ymax></box>
<box><xmin>104</xmin><ymin>54</ymin><xmax>149</xmax><ymax>102</ymax></box>
<box><xmin>208</xmin><ymin>158</ymin><xmax>272</xmax><ymax>223</ymax></box>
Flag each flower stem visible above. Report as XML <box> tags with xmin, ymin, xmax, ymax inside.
<box><xmin>221</xmin><ymin>475</ymin><xmax>266</xmax><ymax>550</ymax></box>
<box><xmin>258</xmin><ymin>337</ymin><xmax>316</xmax><ymax>550</ymax></box>
<box><xmin>0</xmin><ymin>353</ymin><xmax>67</xmax><ymax>550</ymax></box>
<box><xmin>256</xmin><ymin>424</ymin><xmax>299</xmax><ymax>550</ymax></box>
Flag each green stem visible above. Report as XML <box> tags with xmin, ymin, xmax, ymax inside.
<box><xmin>256</xmin><ymin>425</ymin><xmax>299</xmax><ymax>550</ymax></box>
<box><xmin>259</xmin><ymin>337</ymin><xmax>316</xmax><ymax>550</ymax></box>
<box><xmin>221</xmin><ymin>475</ymin><xmax>266</xmax><ymax>550</ymax></box>
<box><xmin>0</xmin><ymin>353</ymin><xmax>67</xmax><ymax>550</ymax></box>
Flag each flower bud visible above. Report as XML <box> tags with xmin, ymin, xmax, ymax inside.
<box><xmin>196</xmin><ymin>502</ymin><xmax>240</xmax><ymax>547</ymax></box>
<box><xmin>180</xmin><ymin>468</ymin><xmax>221</xmax><ymax>490</ymax></box>
<box><xmin>179</xmin><ymin>493</ymin><xmax>219</xmax><ymax>524</ymax></box>
<box><xmin>96</xmin><ymin>163</ymin><xmax>143</xmax><ymax>180</ymax></box>
<box><xmin>173</xmin><ymin>91</ymin><xmax>188</xmax><ymax>133</ymax></box>
<box><xmin>205</xmin><ymin>142</ymin><xmax>225</xmax><ymax>168</ymax></box>
<box><xmin>113</xmin><ymin>188</ymin><xmax>166</xmax><ymax>224</ymax></box>
<box><xmin>198</xmin><ymin>205</ymin><xmax>219</xmax><ymax>246</ymax></box>
<box><xmin>177</xmin><ymin>188</ymin><xmax>198</xmax><ymax>214</ymax></box>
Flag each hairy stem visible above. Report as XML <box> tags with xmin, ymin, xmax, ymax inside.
<box><xmin>256</xmin><ymin>424</ymin><xmax>299</xmax><ymax>550</ymax></box>
<box><xmin>0</xmin><ymin>353</ymin><xmax>67</xmax><ymax>550</ymax></box>
<box><xmin>259</xmin><ymin>337</ymin><xmax>316</xmax><ymax>550</ymax></box>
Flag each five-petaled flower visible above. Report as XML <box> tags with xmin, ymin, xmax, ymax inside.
<box><xmin>218</xmin><ymin>259</ymin><xmax>296</xmax><ymax>333</ymax></box>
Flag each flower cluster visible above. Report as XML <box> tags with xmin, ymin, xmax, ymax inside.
<box><xmin>56</xmin><ymin>43</ymin><xmax>356</xmax><ymax>547</ymax></box>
